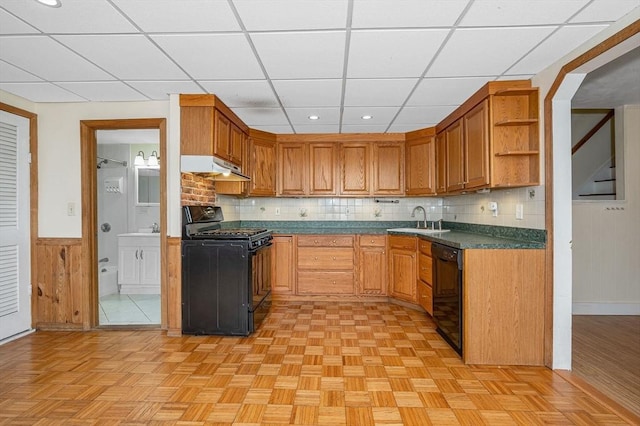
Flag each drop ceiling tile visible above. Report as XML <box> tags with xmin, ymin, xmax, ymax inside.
<box><xmin>293</xmin><ymin>124</ymin><xmax>341</xmax><ymax>134</ymax></box>
<box><xmin>0</xmin><ymin>60</ymin><xmax>43</xmax><ymax>82</ymax></box>
<box><xmin>125</xmin><ymin>81</ymin><xmax>204</xmax><ymax>100</ymax></box>
<box><xmin>272</xmin><ymin>79</ymin><xmax>343</xmax><ymax>107</ymax></box>
<box><xmin>509</xmin><ymin>25</ymin><xmax>609</xmax><ymax>75</ymax></box>
<box><xmin>496</xmin><ymin>74</ymin><xmax>534</xmax><ymax>81</ymax></box>
<box><xmin>394</xmin><ymin>106</ymin><xmax>457</xmax><ymax>125</ymax></box>
<box><xmin>342</xmin><ymin>106</ymin><xmax>400</xmax><ymax>125</ymax></box>
<box><xmin>111</xmin><ymin>0</ymin><xmax>240</xmax><ymax>32</ymax></box>
<box><xmin>151</xmin><ymin>34</ymin><xmax>264</xmax><ymax>80</ymax></box>
<box><xmin>250</xmin><ymin>31</ymin><xmax>346</xmax><ymax>79</ymax></box>
<box><xmin>0</xmin><ymin>0</ymin><xmax>137</xmax><ymax>33</ymax></box>
<box><xmin>460</xmin><ymin>0</ymin><xmax>590</xmax><ymax>26</ymax></box>
<box><xmin>233</xmin><ymin>0</ymin><xmax>348</xmax><ymax>31</ymax></box>
<box><xmin>344</xmin><ymin>79</ymin><xmax>417</xmax><ymax>106</ymax></box>
<box><xmin>352</xmin><ymin>0</ymin><xmax>469</xmax><ymax>28</ymax></box>
<box><xmin>0</xmin><ymin>36</ymin><xmax>113</xmax><ymax>81</ymax></box>
<box><xmin>232</xmin><ymin>107</ymin><xmax>289</xmax><ymax>126</ymax></box>
<box><xmin>341</xmin><ymin>124</ymin><xmax>390</xmax><ymax>133</ymax></box>
<box><xmin>55</xmin><ymin>35</ymin><xmax>189</xmax><ymax>80</ymax></box>
<box><xmin>570</xmin><ymin>0</ymin><xmax>640</xmax><ymax>23</ymax></box>
<box><xmin>0</xmin><ymin>82</ymin><xmax>87</xmax><ymax>102</ymax></box>
<box><xmin>388</xmin><ymin>123</ymin><xmax>437</xmax><ymax>133</ymax></box>
<box><xmin>348</xmin><ymin>29</ymin><xmax>449</xmax><ymax>78</ymax></box>
<box><xmin>56</xmin><ymin>81</ymin><xmax>150</xmax><ymax>101</ymax></box>
<box><xmin>285</xmin><ymin>107</ymin><xmax>341</xmax><ymax>125</ymax></box>
<box><xmin>426</xmin><ymin>27</ymin><xmax>556</xmax><ymax>77</ymax></box>
<box><xmin>0</xmin><ymin>9</ymin><xmax>39</xmax><ymax>34</ymax></box>
<box><xmin>198</xmin><ymin>80</ymin><xmax>279</xmax><ymax>107</ymax></box>
<box><xmin>407</xmin><ymin>77</ymin><xmax>493</xmax><ymax>106</ymax></box>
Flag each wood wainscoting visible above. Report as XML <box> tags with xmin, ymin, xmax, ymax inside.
<box><xmin>34</xmin><ymin>238</ymin><xmax>85</xmax><ymax>330</ymax></box>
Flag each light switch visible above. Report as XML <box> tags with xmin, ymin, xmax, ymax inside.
<box><xmin>67</xmin><ymin>202</ymin><xmax>76</xmax><ymax>216</ymax></box>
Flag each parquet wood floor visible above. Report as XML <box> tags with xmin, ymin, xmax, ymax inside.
<box><xmin>0</xmin><ymin>302</ymin><xmax>635</xmax><ymax>425</ymax></box>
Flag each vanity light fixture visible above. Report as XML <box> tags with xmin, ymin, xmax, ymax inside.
<box><xmin>308</xmin><ymin>115</ymin><xmax>319</xmax><ymax>120</ymax></box>
<box><xmin>35</xmin><ymin>0</ymin><xmax>62</xmax><ymax>7</ymax></box>
<box><xmin>147</xmin><ymin>150</ymin><xmax>159</xmax><ymax>166</ymax></box>
<box><xmin>361</xmin><ymin>115</ymin><xmax>373</xmax><ymax>120</ymax></box>
<box><xmin>134</xmin><ymin>151</ymin><xmax>146</xmax><ymax>166</ymax></box>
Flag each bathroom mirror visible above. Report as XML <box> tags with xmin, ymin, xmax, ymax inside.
<box><xmin>135</xmin><ymin>166</ymin><xmax>160</xmax><ymax>205</ymax></box>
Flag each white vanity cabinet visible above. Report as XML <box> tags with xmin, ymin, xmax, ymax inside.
<box><xmin>117</xmin><ymin>234</ymin><xmax>161</xmax><ymax>294</ymax></box>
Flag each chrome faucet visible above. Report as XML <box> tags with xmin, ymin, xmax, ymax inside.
<box><xmin>411</xmin><ymin>206</ymin><xmax>427</xmax><ymax>228</ymax></box>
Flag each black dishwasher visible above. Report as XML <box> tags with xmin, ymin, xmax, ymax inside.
<box><xmin>432</xmin><ymin>243</ymin><xmax>463</xmax><ymax>355</ymax></box>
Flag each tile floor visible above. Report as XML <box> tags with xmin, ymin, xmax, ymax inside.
<box><xmin>98</xmin><ymin>293</ymin><xmax>161</xmax><ymax>325</ymax></box>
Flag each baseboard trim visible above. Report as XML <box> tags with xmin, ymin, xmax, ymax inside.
<box><xmin>572</xmin><ymin>302</ymin><xmax>640</xmax><ymax>315</ymax></box>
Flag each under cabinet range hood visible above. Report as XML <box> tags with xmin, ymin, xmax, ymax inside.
<box><xmin>180</xmin><ymin>155</ymin><xmax>250</xmax><ymax>181</ymax></box>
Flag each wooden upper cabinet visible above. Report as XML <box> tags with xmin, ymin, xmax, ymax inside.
<box><xmin>464</xmin><ymin>99</ymin><xmax>490</xmax><ymax>190</ymax></box>
<box><xmin>445</xmin><ymin>119</ymin><xmax>465</xmax><ymax>192</ymax></box>
<box><xmin>435</xmin><ymin>132</ymin><xmax>447</xmax><ymax>194</ymax></box>
<box><xmin>373</xmin><ymin>142</ymin><xmax>404</xmax><ymax>195</ymax></box>
<box><xmin>340</xmin><ymin>143</ymin><xmax>370</xmax><ymax>195</ymax></box>
<box><xmin>278</xmin><ymin>142</ymin><xmax>307</xmax><ymax>195</ymax></box>
<box><xmin>229</xmin><ymin>123</ymin><xmax>245</xmax><ymax>166</ymax></box>
<box><xmin>213</xmin><ymin>109</ymin><xmax>232</xmax><ymax>161</ymax></box>
<box><xmin>405</xmin><ymin>128</ymin><xmax>436</xmax><ymax>196</ymax></box>
<box><xmin>180</xmin><ymin>105</ymin><xmax>214</xmax><ymax>156</ymax></box>
<box><xmin>308</xmin><ymin>143</ymin><xmax>337</xmax><ymax>195</ymax></box>
<box><xmin>249</xmin><ymin>130</ymin><xmax>277</xmax><ymax>196</ymax></box>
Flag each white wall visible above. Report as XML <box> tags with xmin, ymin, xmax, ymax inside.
<box><xmin>572</xmin><ymin>105</ymin><xmax>640</xmax><ymax>315</ymax></box>
<box><xmin>33</xmin><ymin>100</ymin><xmax>171</xmax><ymax>238</ymax></box>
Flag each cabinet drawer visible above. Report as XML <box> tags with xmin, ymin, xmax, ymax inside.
<box><xmin>297</xmin><ymin>247</ymin><xmax>354</xmax><ymax>270</ymax></box>
<box><xmin>359</xmin><ymin>235</ymin><xmax>386</xmax><ymax>247</ymax></box>
<box><xmin>418</xmin><ymin>253</ymin><xmax>433</xmax><ymax>284</ymax></box>
<box><xmin>388</xmin><ymin>235</ymin><xmax>417</xmax><ymax>251</ymax></box>
<box><xmin>418</xmin><ymin>239</ymin><xmax>432</xmax><ymax>256</ymax></box>
<box><xmin>297</xmin><ymin>235</ymin><xmax>354</xmax><ymax>247</ymax></box>
<box><xmin>298</xmin><ymin>272</ymin><xmax>354</xmax><ymax>294</ymax></box>
<box><xmin>417</xmin><ymin>280</ymin><xmax>433</xmax><ymax>315</ymax></box>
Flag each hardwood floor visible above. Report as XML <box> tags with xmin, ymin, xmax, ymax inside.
<box><xmin>0</xmin><ymin>302</ymin><xmax>635</xmax><ymax>425</ymax></box>
<box><xmin>572</xmin><ymin>315</ymin><xmax>640</xmax><ymax>418</ymax></box>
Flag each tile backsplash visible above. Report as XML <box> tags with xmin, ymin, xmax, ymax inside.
<box><xmin>216</xmin><ymin>185</ymin><xmax>545</xmax><ymax>230</ymax></box>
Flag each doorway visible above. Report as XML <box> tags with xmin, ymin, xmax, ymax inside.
<box><xmin>80</xmin><ymin>118</ymin><xmax>167</xmax><ymax>329</ymax></box>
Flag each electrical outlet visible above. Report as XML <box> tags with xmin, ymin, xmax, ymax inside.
<box><xmin>275</xmin><ymin>207</ymin><xmax>280</xmax><ymax>216</ymax></box>
<box><xmin>516</xmin><ymin>203</ymin><xmax>524</xmax><ymax>220</ymax></box>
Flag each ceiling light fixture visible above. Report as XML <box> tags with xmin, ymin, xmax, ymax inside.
<box><xmin>308</xmin><ymin>115</ymin><xmax>319</xmax><ymax>120</ymax></box>
<box><xmin>361</xmin><ymin>115</ymin><xmax>373</xmax><ymax>120</ymax></box>
<box><xmin>35</xmin><ymin>0</ymin><xmax>62</xmax><ymax>7</ymax></box>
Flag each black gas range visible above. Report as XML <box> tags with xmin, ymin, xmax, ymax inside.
<box><xmin>181</xmin><ymin>205</ymin><xmax>273</xmax><ymax>336</ymax></box>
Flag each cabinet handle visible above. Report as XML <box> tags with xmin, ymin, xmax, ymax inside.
<box><xmin>332</xmin><ymin>281</ymin><xmax>336</xmax><ymax>285</ymax></box>
<box><xmin>140</xmin><ymin>250</ymin><xmax>144</xmax><ymax>260</ymax></box>
<box><xmin>332</xmin><ymin>240</ymin><xmax>337</xmax><ymax>244</ymax></box>
<box><xmin>135</xmin><ymin>249</ymin><xmax>138</xmax><ymax>260</ymax></box>
<box><xmin>314</xmin><ymin>240</ymin><xmax>319</xmax><ymax>244</ymax></box>
<box><xmin>314</xmin><ymin>256</ymin><xmax>318</xmax><ymax>260</ymax></box>
<box><xmin>332</xmin><ymin>256</ymin><xmax>336</xmax><ymax>260</ymax></box>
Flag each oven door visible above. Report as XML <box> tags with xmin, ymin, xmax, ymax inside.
<box><xmin>249</xmin><ymin>242</ymin><xmax>272</xmax><ymax>332</ymax></box>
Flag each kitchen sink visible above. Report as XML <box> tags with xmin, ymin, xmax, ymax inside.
<box><xmin>387</xmin><ymin>228</ymin><xmax>450</xmax><ymax>235</ymax></box>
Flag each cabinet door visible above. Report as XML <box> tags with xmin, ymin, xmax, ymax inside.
<box><xmin>118</xmin><ymin>246</ymin><xmax>139</xmax><ymax>285</ymax></box>
<box><xmin>435</xmin><ymin>132</ymin><xmax>447</xmax><ymax>194</ymax></box>
<box><xmin>446</xmin><ymin>119</ymin><xmax>465</xmax><ymax>192</ymax></box>
<box><xmin>464</xmin><ymin>99</ymin><xmax>490</xmax><ymax>189</ymax></box>
<box><xmin>278</xmin><ymin>143</ymin><xmax>307</xmax><ymax>195</ymax></box>
<box><xmin>340</xmin><ymin>143</ymin><xmax>370</xmax><ymax>195</ymax></box>
<box><xmin>180</xmin><ymin>106</ymin><xmax>214</xmax><ymax>155</ymax></box>
<box><xmin>271</xmin><ymin>236</ymin><xmax>294</xmax><ymax>295</ymax></box>
<box><xmin>250</xmin><ymin>137</ymin><xmax>277</xmax><ymax>196</ymax></box>
<box><xmin>373</xmin><ymin>143</ymin><xmax>404</xmax><ymax>195</ymax></box>
<box><xmin>359</xmin><ymin>246</ymin><xmax>387</xmax><ymax>295</ymax></box>
<box><xmin>388</xmin><ymin>248</ymin><xmax>416</xmax><ymax>303</ymax></box>
<box><xmin>139</xmin><ymin>245</ymin><xmax>161</xmax><ymax>286</ymax></box>
<box><xmin>309</xmin><ymin>143</ymin><xmax>337</xmax><ymax>195</ymax></box>
<box><xmin>229</xmin><ymin>124</ymin><xmax>245</xmax><ymax>166</ymax></box>
<box><xmin>213</xmin><ymin>109</ymin><xmax>231</xmax><ymax>161</ymax></box>
<box><xmin>405</xmin><ymin>136</ymin><xmax>436</xmax><ymax>195</ymax></box>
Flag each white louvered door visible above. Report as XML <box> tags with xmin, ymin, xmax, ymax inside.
<box><xmin>0</xmin><ymin>111</ymin><xmax>31</xmax><ymax>341</ymax></box>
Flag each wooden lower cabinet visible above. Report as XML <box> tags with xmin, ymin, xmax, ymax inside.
<box><xmin>417</xmin><ymin>239</ymin><xmax>433</xmax><ymax>315</ymax></box>
<box><xmin>296</xmin><ymin>235</ymin><xmax>355</xmax><ymax>295</ymax></box>
<box><xmin>271</xmin><ymin>235</ymin><xmax>295</xmax><ymax>295</ymax></box>
<box><xmin>358</xmin><ymin>235</ymin><xmax>387</xmax><ymax>295</ymax></box>
<box><xmin>387</xmin><ymin>235</ymin><xmax>417</xmax><ymax>303</ymax></box>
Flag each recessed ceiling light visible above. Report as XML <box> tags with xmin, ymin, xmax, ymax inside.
<box><xmin>308</xmin><ymin>115</ymin><xmax>319</xmax><ymax>120</ymax></box>
<box><xmin>361</xmin><ymin>115</ymin><xmax>373</xmax><ymax>120</ymax></box>
<box><xmin>35</xmin><ymin>0</ymin><xmax>62</xmax><ymax>7</ymax></box>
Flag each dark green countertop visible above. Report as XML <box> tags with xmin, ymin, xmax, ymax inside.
<box><xmin>224</xmin><ymin>220</ymin><xmax>546</xmax><ymax>249</ymax></box>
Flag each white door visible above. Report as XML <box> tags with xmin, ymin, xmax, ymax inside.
<box><xmin>0</xmin><ymin>111</ymin><xmax>31</xmax><ymax>341</ymax></box>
